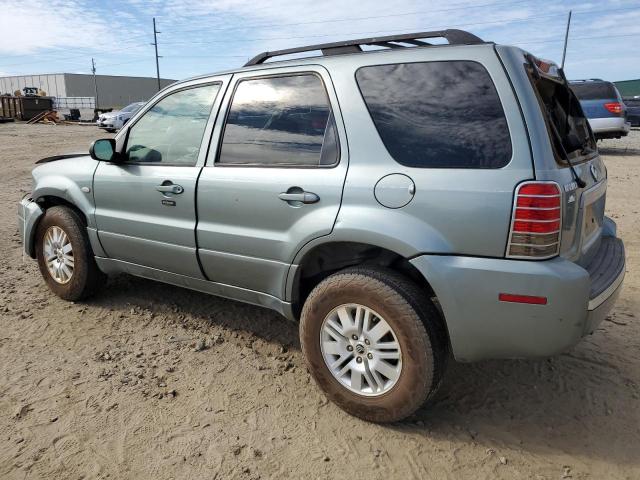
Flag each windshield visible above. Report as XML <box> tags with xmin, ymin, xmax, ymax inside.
<box><xmin>121</xmin><ymin>103</ymin><xmax>143</xmax><ymax>113</ymax></box>
<box><xmin>570</xmin><ymin>82</ymin><xmax>617</xmax><ymax>100</ymax></box>
<box><xmin>526</xmin><ymin>58</ymin><xmax>596</xmax><ymax>164</ymax></box>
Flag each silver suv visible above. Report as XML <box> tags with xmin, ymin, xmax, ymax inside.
<box><xmin>18</xmin><ymin>30</ymin><xmax>626</xmax><ymax>423</ymax></box>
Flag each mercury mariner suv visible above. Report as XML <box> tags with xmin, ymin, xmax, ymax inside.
<box><xmin>18</xmin><ymin>30</ymin><xmax>626</xmax><ymax>423</ymax></box>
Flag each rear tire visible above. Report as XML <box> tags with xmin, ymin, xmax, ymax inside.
<box><xmin>35</xmin><ymin>206</ymin><xmax>105</xmax><ymax>301</ymax></box>
<box><xmin>300</xmin><ymin>266</ymin><xmax>447</xmax><ymax>423</ymax></box>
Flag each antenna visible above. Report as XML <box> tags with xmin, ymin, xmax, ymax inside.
<box><xmin>561</xmin><ymin>10</ymin><xmax>572</xmax><ymax>70</ymax></box>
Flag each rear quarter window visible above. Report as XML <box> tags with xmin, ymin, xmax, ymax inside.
<box><xmin>355</xmin><ymin>60</ymin><xmax>512</xmax><ymax>169</ymax></box>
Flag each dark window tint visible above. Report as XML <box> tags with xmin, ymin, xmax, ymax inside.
<box><xmin>218</xmin><ymin>74</ymin><xmax>338</xmax><ymax>166</ymax></box>
<box><xmin>356</xmin><ymin>61</ymin><xmax>512</xmax><ymax>169</ymax></box>
<box><xmin>570</xmin><ymin>82</ymin><xmax>617</xmax><ymax>100</ymax></box>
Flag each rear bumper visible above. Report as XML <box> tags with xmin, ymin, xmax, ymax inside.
<box><xmin>588</xmin><ymin>117</ymin><xmax>631</xmax><ymax>137</ymax></box>
<box><xmin>584</xmin><ymin>235</ymin><xmax>625</xmax><ymax>333</ymax></box>
<box><xmin>411</xmin><ymin>226</ymin><xmax>625</xmax><ymax>362</ymax></box>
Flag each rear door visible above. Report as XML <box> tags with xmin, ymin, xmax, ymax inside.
<box><xmin>93</xmin><ymin>78</ymin><xmax>229</xmax><ymax>277</ymax></box>
<box><xmin>196</xmin><ymin>66</ymin><xmax>348</xmax><ymax>298</ymax></box>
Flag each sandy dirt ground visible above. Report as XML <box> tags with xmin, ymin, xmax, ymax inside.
<box><xmin>0</xmin><ymin>123</ymin><xmax>639</xmax><ymax>480</ymax></box>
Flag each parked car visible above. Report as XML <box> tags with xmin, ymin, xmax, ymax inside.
<box><xmin>96</xmin><ymin>101</ymin><xmax>145</xmax><ymax>132</ymax></box>
<box><xmin>569</xmin><ymin>79</ymin><xmax>631</xmax><ymax>139</ymax></box>
<box><xmin>623</xmin><ymin>96</ymin><xmax>640</xmax><ymax>127</ymax></box>
<box><xmin>18</xmin><ymin>30</ymin><xmax>625</xmax><ymax>423</ymax></box>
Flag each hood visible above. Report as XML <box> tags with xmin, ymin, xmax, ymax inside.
<box><xmin>35</xmin><ymin>153</ymin><xmax>88</xmax><ymax>164</ymax></box>
<box><xmin>100</xmin><ymin>111</ymin><xmax>121</xmax><ymax>118</ymax></box>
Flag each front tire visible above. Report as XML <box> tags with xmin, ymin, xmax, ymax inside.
<box><xmin>300</xmin><ymin>266</ymin><xmax>447</xmax><ymax>423</ymax></box>
<box><xmin>35</xmin><ymin>206</ymin><xmax>105</xmax><ymax>301</ymax></box>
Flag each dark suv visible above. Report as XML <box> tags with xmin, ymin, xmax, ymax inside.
<box><xmin>624</xmin><ymin>97</ymin><xmax>640</xmax><ymax>127</ymax></box>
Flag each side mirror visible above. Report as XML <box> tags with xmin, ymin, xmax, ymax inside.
<box><xmin>89</xmin><ymin>138</ymin><xmax>120</xmax><ymax>162</ymax></box>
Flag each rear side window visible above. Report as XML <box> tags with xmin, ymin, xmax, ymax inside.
<box><xmin>218</xmin><ymin>74</ymin><xmax>339</xmax><ymax>166</ymax></box>
<box><xmin>570</xmin><ymin>82</ymin><xmax>617</xmax><ymax>100</ymax></box>
<box><xmin>356</xmin><ymin>61</ymin><xmax>512</xmax><ymax>169</ymax></box>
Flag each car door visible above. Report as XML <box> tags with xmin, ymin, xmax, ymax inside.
<box><xmin>93</xmin><ymin>77</ymin><xmax>229</xmax><ymax>278</ymax></box>
<box><xmin>197</xmin><ymin>66</ymin><xmax>348</xmax><ymax>298</ymax></box>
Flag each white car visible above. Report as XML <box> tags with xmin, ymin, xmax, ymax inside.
<box><xmin>96</xmin><ymin>102</ymin><xmax>145</xmax><ymax>132</ymax></box>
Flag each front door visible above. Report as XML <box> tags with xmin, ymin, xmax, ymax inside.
<box><xmin>197</xmin><ymin>66</ymin><xmax>348</xmax><ymax>298</ymax></box>
<box><xmin>93</xmin><ymin>79</ymin><xmax>227</xmax><ymax>278</ymax></box>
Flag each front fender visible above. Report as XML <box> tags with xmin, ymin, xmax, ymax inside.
<box><xmin>30</xmin><ymin>155</ymin><xmax>99</xmax><ymax>228</ymax></box>
<box><xmin>32</xmin><ymin>177</ymin><xmax>96</xmax><ymax>228</ymax></box>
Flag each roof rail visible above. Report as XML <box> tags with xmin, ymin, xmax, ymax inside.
<box><xmin>244</xmin><ymin>29</ymin><xmax>485</xmax><ymax>66</ymax></box>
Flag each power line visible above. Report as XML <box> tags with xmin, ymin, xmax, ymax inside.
<box><xmin>160</xmin><ymin>5</ymin><xmax>640</xmax><ymax>48</ymax></box>
<box><xmin>91</xmin><ymin>57</ymin><xmax>100</xmax><ymax>109</ymax></box>
<box><xmin>159</xmin><ymin>0</ymin><xmax>536</xmax><ymax>37</ymax></box>
<box><xmin>159</xmin><ymin>3</ymin><xmax>640</xmax><ymax>40</ymax></box>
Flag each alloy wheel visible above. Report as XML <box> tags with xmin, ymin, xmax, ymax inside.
<box><xmin>43</xmin><ymin>226</ymin><xmax>74</xmax><ymax>284</ymax></box>
<box><xmin>320</xmin><ymin>303</ymin><xmax>402</xmax><ymax>396</ymax></box>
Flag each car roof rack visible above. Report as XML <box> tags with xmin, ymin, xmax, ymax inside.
<box><xmin>244</xmin><ymin>29</ymin><xmax>485</xmax><ymax>66</ymax></box>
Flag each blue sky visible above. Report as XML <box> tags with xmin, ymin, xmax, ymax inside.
<box><xmin>0</xmin><ymin>0</ymin><xmax>638</xmax><ymax>81</ymax></box>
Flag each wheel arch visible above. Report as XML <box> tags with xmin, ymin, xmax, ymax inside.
<box><xmin>35</xmin><ymin>195</ymin><xmax>88</xmax><ymax>226</ymax></box>
<box><xmin>25</xmin><ymin>190</ymin><xmax>97</xmax><ymax>258</ymax></box>
<box><xmin>288</xmin><ymin>240</ymin><xmax>440</xmax><ymax>319</ymax></box>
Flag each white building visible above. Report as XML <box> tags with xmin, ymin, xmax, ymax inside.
<box><xmin>0</xmin><ymin>73</ymin><xmax>175</xmax><ymax>109</ymax></box>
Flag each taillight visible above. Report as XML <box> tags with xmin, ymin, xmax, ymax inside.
<box><xmin>507</xmin><ymin>181</ymin><xmax>561</xmax><ymax>259</ymax></box>
<box><xmin>604</xmin><ymin>102</ymin><xmax>622</xmax><ymax>115</ymax></box>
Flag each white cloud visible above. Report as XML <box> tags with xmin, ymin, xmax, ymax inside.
<box><xmin>0</xmin><ymin>0</ymin><xmax>151</xmax><ymax>57</ymax></box>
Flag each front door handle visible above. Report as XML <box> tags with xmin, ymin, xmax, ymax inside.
<box><xmin>278</xmin><ymin>190</ymin><xmax>320</xmax><ymax>204</ymax></box>
<box><xmin>156</xmin><ymin>183</ymin><xmax>184</xmax><ymax>194</ymax></box>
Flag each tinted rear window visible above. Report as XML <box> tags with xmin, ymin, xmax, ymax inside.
<box><xmin>355</xmin><ymin>61</ymin><xmax>512</xmax><ymax>169</ymax></box>
<box><xmin>570</xmin><ymin>82</ymin><xmax>617</xmax><ymax>100</ymax></box>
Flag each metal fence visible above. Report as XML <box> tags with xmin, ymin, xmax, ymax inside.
<box><xmin>53</xmin><ymin>97</ymin><xmax>95</xmax><ymax>110</ymax></box>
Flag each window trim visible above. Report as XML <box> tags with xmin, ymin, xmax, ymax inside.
<box><xmin>120</xmin><ymin>81</ymin><xmax>222</xmax><ymax>167</ymax></box>
<box><xmin>214</xmin><ymin>71</ymin><xmax>341</xmax><ymax>169</ymax></box>
<box><xmin>354</xmin><ymin>59</ymin><xmax>514</xmax><ymax>170</ymax></box>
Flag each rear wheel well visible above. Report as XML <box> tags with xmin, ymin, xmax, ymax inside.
<box><xmin>292</xmin><ymin>242</ymin><xmax>436</xmax><ymax>318</ymax></box>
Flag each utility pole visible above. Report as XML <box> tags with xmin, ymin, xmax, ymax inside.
<box><xmin>561</xmin><ymin>10</ymin><xmax>572</xmax><ymax>70</ymax></box>
<box><xmin>91</xmin><ymin>57</ymin><xmax>99</xmax><ymax>110</ymax></box>
<box><xmin>152</xmin><ymin>17</ymin><xmax>162</xmax><ymax>91</ymax></box>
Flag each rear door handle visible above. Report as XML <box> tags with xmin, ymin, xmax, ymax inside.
<box><xmin>156</xmin><ymin>183</ymin><xmax>184</xmax><ymax>194</ymax></box>
<box><xmin>278</xmin><ymin>191</ymin><xmax>319</xmax><ymax>204</ymax></box>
